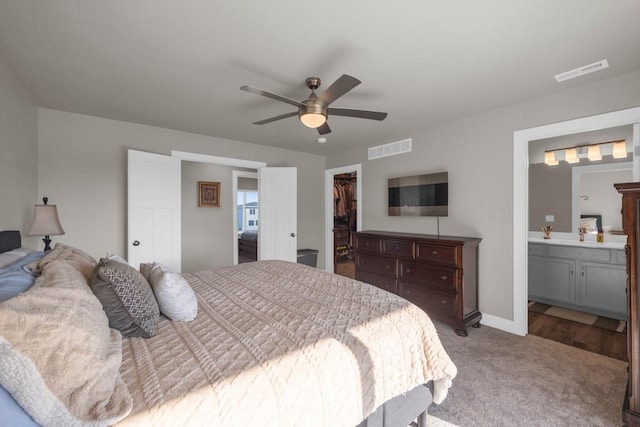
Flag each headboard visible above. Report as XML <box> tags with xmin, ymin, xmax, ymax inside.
<box><xmin>0</xmin><ymin>231</ymin><xmax>21</xmax><ymax>254</ymax></box>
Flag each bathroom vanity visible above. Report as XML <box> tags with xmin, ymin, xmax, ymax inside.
<box><xmin>528</xmin><ymin>237</ymin><xmax>627</xmax><ymax>320</ymax></box>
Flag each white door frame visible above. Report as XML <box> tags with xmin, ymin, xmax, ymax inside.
<box><xmin>513</xmin><ymin>106</ymin><xmax>640</xmax><ymax>336</ymax></box>
<box><xmin>232</xmin><ymin>170</ymin><xmax>258</xmax><ymax>265</ymax></box>
<box><xmin>324</xmin><ymin>163</ymin><xmax>362</xmax><ymax>273</ymax></box>
<box><xmin>171</xmin><ymin>150</ymin><xmax>266</xmax><ymax>265</ymax></box>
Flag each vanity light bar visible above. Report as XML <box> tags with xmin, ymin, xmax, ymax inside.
<box><xmin>544</xmin><ymin>139</ymin><xmax>626</xmax><ymax>166</ymax></box>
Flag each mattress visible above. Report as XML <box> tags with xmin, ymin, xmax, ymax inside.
<box><xmin>117</xmin><ymin>260</ymin><xmax>457</xmax><ymax>426</ymax></box>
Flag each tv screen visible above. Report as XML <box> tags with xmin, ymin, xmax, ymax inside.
<box><xmin>388</xmin><ymin>172</ymin><xmax>448</xmax><ymax>216</ymax></box>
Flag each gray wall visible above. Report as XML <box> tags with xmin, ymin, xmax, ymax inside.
<box><xmin>36</xmin><ymin>108</ymin><xmax>326</xmax><ymax>268</ymax></box>
<box><xmin>0</xmin><ymin>55</ymin><xmax>38</xmax><ymax>247</ymax></box>
<box><xmin>529</xmin><ymin>162</ymin><xmax>572</xmax><ymax>232</ymax></box>
<box><xmin>182</xmin><ymin>161</ymin><xmax>234</xmax><ymax>272</ymax></box>
<box><xmin>326</xmin><ymin>69</ymin><xmax>640</xmax><ymax>321</ymax></box>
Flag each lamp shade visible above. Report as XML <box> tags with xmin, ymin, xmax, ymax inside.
<box><xmin>613</xmin><ymin>141</ymin><xmax>627</xmax><ymax>159</ymax></box>
<box><xmin>27</xmin><ymin>204</ymin><xmax>65</xmax><ymax>237</ymax></box>
<box><xmin>544</xmin><ymin>151</ymin><xmax>559</xmax><ymax>166</ymax></box>
<box><xmin>565</xmin><ymin>148</ymin><xmax>579</xmax><ymax>164</ymax></box>
<box><xmin>587</xmin><ymin>145</ymin><xmax>602</xmax><ymax>161</ymax></box>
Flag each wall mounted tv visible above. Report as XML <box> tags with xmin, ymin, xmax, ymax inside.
<box><xmin>388</xmin><ymin>172</ymin><xmax>448</xmax><ymax>216</ymax></box>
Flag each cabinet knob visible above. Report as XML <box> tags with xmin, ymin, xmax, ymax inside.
<box><xmin>395</xmin><ymin>245</ymin><xmax>400</xmax><ymax>250</ymax></box>
<box><xmin>386</xmin><ymin>264</ymin><xmax>391</xmax><ymax>269</ymax></box>
<box><xmin>441</xmin><ymin>275</ymin><xmax>447</xmax><ymax>281</ymax></box>
<box><xmin>441</xmin><ymin>299</ymin><xmax>447</xmax><ymax>305</ymax></box>
<box><xmin>432</xmin><ymin>250</ymin><xmax>438</xmax><ymax>255</ymax></box>
<box><xmin>406</xmin><ymin>268</ymin><xmax>411</xmax><ymax>273</ymax></box>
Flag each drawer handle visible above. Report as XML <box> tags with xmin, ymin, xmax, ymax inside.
<box><xmin>406</xmin><ymin>268</ymin><xmax>411</xmax><ymax>273</ymax></box>
<box><xmin>441</xmin><ymin>275</ymin><xmax>447</xmax><ymax>281</ymax></box>
<box><xmin>441</xmin><ymin>299</ymin><xmax>448</xmax><ymax>305</ymax></box>
<box><xmin>432</xmin><ymin>250</ymin><xmax>438</xmax><ymax>255</ymax></box>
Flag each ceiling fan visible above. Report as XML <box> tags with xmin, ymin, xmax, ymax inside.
<box><xmin>240</xmin><ymin>74</ymin><xmax>387</xmax><ymax>135</ymax></box>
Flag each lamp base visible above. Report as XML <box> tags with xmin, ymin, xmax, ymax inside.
<box><xmin>43</xmin><ymin>236</ymin><xmax>52</xmax><ymax>251</ymax></box>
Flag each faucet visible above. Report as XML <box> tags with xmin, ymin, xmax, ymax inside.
<box><xmin>578</xmin><ymin>227</ymin><xmax>586</xmax><ymax>242</ymax></box>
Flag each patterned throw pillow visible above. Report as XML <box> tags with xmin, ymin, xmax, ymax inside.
<box><xmin>90</xmin><ymin>259</ymin><xmax>159</xmax><ymax>338</ymax></box>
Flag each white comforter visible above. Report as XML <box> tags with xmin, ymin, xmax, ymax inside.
<box><xmin>117</xmin><ymin>260</ymin><xmax>457</xmax><ymax>427</ymax></box>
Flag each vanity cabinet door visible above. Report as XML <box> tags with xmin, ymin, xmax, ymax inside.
<box><xmin>528</xmin><ymin>256</ymin><xmax>575</xmax><ymax>306</ymax></box>
<box><xmin>579</xmin><ymin>261</ymin><xmax>627</xmax><ymax>320</ymax></box>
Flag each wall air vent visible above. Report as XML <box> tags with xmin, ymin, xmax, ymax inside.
<box><xmin>368</xmin><ymin>138</ymin><xmax>412</xmax><ymax>160</ymax></box>
<box><xmin>554</xmin><ymin>59</ymin><xmax>609</xmax><ymax>82</ymax></box>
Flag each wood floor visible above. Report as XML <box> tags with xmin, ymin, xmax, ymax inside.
<box><xmin>528</xmin><ymin>310</ymin><xmax>627</xmax><ymax>362</ymax></box>
<box><xmin>335</xmin><ymin>259</ymin><xmax>355</xmax><ymax>279</ymax></box>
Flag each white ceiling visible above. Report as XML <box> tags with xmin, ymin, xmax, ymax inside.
<box><xmin>1</xmin><ymin>1</ymin><xmax>639</xmax><ymax>156</ymax></box>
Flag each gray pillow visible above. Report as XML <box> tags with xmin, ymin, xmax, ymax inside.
<box><xmin>90</xmin><ymin>259</ymin><xmax>159</xmax><ymax>338</ymax></box>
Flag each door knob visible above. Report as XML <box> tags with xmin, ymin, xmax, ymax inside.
<box><xmin>132</xmin><ymin>240</ymin><xmax>140</xmax><ymax>246</ymax></box>
<box><xmin>290</xmin><ymin>233</ymin><xmax>296</xmax><ymax>237</ymax></box>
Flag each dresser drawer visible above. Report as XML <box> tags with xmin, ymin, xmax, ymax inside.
<box><xmin>415</xmin><ymin>243</ymin><xmax>458</xmax><ymax>266</ymax></box>
<box><xmin>398</xmin><ymin>282</ymin><xmax>458</xmax><ymax>315</ymax></box>
<box><xmin>356</xmin><ymin>271</ymin><xmax>397</xmax><ymax>294</ymax></box>
<box><xmin>355</xmin><ymin>253</ymin><xmax>397</xmax><ymax>278</ymax></box>
<box><xmin>382</xmin><ymin>239</ymin><xmax>413</xmax><ymax>259</ymax></box>
<box><xmin>400</xmin><ymin>261</ymin><xmax>457</xmax><ymax>291</ymax></box>
<box><xmin>355</xmin><ymin>235</ymin><xmax>382</xmax><ymax>255</ymax></box>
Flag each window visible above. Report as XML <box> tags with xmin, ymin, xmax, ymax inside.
<box><xmin>237</xmin><ymin>191</ymin><xmax>259</xmax><ymax>231</ymax></box>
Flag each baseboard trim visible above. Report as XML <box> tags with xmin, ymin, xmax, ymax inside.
<box><xmin>480</xmin><ymin>313</ymin><xmax>523</xmax><ymax>336</ymax></box>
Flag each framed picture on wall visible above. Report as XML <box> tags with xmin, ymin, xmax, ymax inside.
<box><xmin>198</xmin><ymin>181</ymin><xmax>220</xmax><ymax>207</ymax></box>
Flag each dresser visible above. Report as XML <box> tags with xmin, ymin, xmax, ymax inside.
<box><xmin>354</xmin><ymin>230</ymin><xmax>481</xmax><ymax>336</ymax></box>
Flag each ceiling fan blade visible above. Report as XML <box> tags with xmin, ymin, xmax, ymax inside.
<box><xmin>240</xmin><ymin>85</ymin><xmax>304</xmax><ymax>108</ymax></box>
<box><xmin>253</xmin><ymin>111</ymin><xmax>298</xmax><ymax>125</ymax></box>
<box><xmin>328</xmin><ymin>108</ymin><xmax>388</xmax><ymax>121</ymax></box>
<box><xmin>317</xmin><ymin>122</ymin><xmax>332</xmax><ymax>135</ymax></box>
<box><xmin>318</xmin><ymin>74</ymin><xmax>361</xmax><ymax>106</ymax></box>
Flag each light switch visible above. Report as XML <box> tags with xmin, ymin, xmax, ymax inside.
<box><xmin>545</xmin><ymin>215</ymin><xmax>555</xmax><ymax>222</ymax></box>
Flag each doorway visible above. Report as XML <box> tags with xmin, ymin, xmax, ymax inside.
<box><xmin>235</xmin><ymin>172</ymin><xmax>258</xmax><ymax>264</ymax></box>
<box><xmin>324</xmin><ymin>164</ymin><xmax>362</xmax><ymax>277</ymax></box>
<box><xmin>512</xmin><ymin>107</ymin><xmax>640</xmax><ymax>337</ymax></box>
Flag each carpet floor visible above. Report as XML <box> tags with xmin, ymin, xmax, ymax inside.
<box><xmin>422</xmin><ymin>321</ymin><xmax>627</xmax><ymax>426</ymax></box>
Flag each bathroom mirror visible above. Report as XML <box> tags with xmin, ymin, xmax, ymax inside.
<box><xmin>528</xmin><ymin>125</ymin><xmax>633</xmax><ymax>233</ymax></box>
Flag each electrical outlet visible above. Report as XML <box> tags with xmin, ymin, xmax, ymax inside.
<box><xmin>545</xmin><ymin>215</ymin><xmax>555</xmax><ymax>222</ymax></box>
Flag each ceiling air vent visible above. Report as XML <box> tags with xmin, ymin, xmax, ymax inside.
<box><xmin>368</xmin><ymin>138</ymin><xmax>412</xmax><ymax>160</ymax></box>
<box><xmin>554</xmin><ymin>59</ymin><xmax>609</xmax><ymax>82</ymax></box>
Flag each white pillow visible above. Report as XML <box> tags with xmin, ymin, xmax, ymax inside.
<box><xmin>140</xmin><ymin>262</ymin><xmax>197</xmax><ymax>322</ymax></box>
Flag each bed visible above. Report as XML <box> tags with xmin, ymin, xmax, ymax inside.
<box><xmin>0</xmin><ymin>231</ymin><xmax>457</xmax><ymax>427</ymax></box>
<box><xmin>238</xmin><ymin>229</ymin><xmax>258</xmax><ymax>261</ymax></box>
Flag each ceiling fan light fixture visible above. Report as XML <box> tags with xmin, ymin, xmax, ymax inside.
<box><xmin>299</xmin><ymin>112</ymin><xmax>327</xmax><ymax>128</ymax></box>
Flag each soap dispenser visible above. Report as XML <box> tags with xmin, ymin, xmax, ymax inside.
<box><xmin>597</xmin><ymin>227</ymin><xmax>604</xmax><ymax>243</ymax></box>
